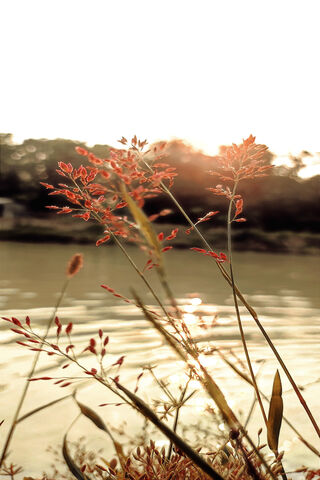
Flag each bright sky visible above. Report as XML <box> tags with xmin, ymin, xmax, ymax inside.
<box><xmin>1</xmin><ymin>0</ymin><xmax>320</xmax><ymax>176</ymax></box>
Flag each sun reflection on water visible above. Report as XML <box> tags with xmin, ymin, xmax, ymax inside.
<box><xmin>180</xmin><ymin>297</ymin><xmax>221</xmax><ymax>330</ymax></box>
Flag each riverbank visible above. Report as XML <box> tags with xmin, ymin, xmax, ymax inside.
<box><xmin>1</xmin><ymin>216</ymin><xmax>319</xmax><ymax>255</ymax></box>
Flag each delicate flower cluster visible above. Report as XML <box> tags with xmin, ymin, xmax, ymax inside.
<box><xmin>41</xmin><ymin>136</ymin><xmax>177</xmax><ymax>246</ymax></box>
<box><xmin>1</xmin><ymin>315</ymin><xmax>126</xmax><ymax>387</ymax></box>
<box><xmin>183</xmin><ymin>137</ymin><xmax>271</xmax><ymax>257</ymax></box>
<box><xmin>208</xmin><ymin>134</ymin><xmax>271</xmax><ymax>183</ymax></box>
<box><xmin>190</xmin><ymin>248</ymin><xmax>228</xmax><ymax>263</ymax></box>
<box><xmin>42</xmin><ymin>135</ymin><xmax>272</xmax><ymax>264</ymax></box>
<box><xmin>207</xmin><ymin>135</ymin><xmax>273</xmax><ymax>225</ymax></box>
<box><xmin>185</xmin><ymin>211</ymin><xmax>219</xmax><ymax>235</ymax></box>
<box><xmin>140</xmin><ymin>228</ymin><xmax>179</xmax><ymax>271</ymax></box>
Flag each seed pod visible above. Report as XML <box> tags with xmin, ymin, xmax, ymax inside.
<box><xmin>66</xmin><ymin>253</ymin><xmax>83</xmax><ymax>278</ymax></box>
<box><xmin>267</xmin><ymin>370</ymin><xmax>283</xmax><ymax>453</ymax></box>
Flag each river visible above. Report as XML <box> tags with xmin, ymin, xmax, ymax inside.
<box><xmin>0</xmin><ymin>241</ymin><xmax>319</xmax><ymax>476</ymax></box>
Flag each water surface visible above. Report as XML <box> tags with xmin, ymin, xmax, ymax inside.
<box><xmin>0</xmin><ymin>242</ymin><xmax>319</xmax><ymax>475</ymax></box>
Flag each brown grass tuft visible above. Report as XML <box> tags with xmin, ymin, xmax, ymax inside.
<box><xmin>66</xmin><ymin>253</ymin><xmax>83</xmax><ymax>278</ymax></box>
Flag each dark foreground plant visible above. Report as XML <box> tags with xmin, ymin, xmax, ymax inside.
<box><xmin>1</xmin><ymin>135</ymin><xmax>319</xmax><ymax>479</ymax></box>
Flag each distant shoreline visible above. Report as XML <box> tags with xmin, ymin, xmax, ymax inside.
<box><xmin>1</xmin><ymin>217</ymin><xmax>319</xmax><ymax>255</ymax></box>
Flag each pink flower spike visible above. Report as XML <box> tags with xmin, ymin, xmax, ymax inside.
<box><xmin>101</xmin><ymin>285</ymin><xmax>115</xmax><ymax>293</ymax></box>
<box><xmin>60</xmin><ymin>382</ymin><xmax>72</xmax><ymax>388</ymax></box>
<box><xmin>159</xmin><ymin>209</ymin><xmax>172</xmax><ymax>216</ymax></box>
<box><xmin>112</xmin><ymin>355</ymin><xmax>125</xmax><ymax>367</ymax></box>
<box><xmin>166</xmin><ymin>228</ymin><xmax>178</xmax><ymax>240</ymax></box>
<box><xmin>96</xmin><ymin>235</ymin><xmax>110</xmax><ymax>247</ymax></box>
<box><xmin>66</xmin><ymin>322</ymin><xmax>73</xmax><ymax>335</ymax></box>
<box><xmin>75</xmin><ymin>146</ymin><xmax>88</xmax><ymax>156</ymax></box>
<box><xmin>40</xmin><ymin>182</ymin><xmax>54</xmax><ymax>189</ymax></box>
<box><xmin>58</xmin><ymin>162</ymin><xmax>72</xmax><ymax>174</ymax></box>
<box><xmin>190</xmin><ymin>247</ymin><xmax>207</xmax><ymax>254</ymax></box>
<box><xmin>28</xmin><ymin>377</ymin><xmax>52</xmax><ymax>381</ymax></box>
<box><xmin>207</xmin><ymin>251</ymin><xmax>219</xmax><ymax>258</ymax></box>
<box><xmin>73</xmin><ymin>212</ymin><xmax>90</xmax><ymax>221</ymax></box>
<box><xmin>11</xmin><ymin>317</ymin><xmax>22</xmax><ymax>327</ymax></box>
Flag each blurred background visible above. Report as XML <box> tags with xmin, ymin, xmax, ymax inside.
<box><xmin>0</xmin><ymin>132</ymin><xmax>319</xmax><ymax>253</ymax></box>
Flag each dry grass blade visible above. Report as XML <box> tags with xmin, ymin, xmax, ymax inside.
<box><xmin>17</xmin><ymin>394</ymin><xmax>72</xmax><ymax>424</ymax></box>
<box><xmin>121</xmin><ymin>184</ymin><xmax>179</xmax><ymax>313</ymax></box>
<box><xmin>267</xmin><ymin>370</ymin><xmax>283</xmax><ymax>453</ymax></box>
<box><xmin>62</xmin><ymin>433</ymin><xmax>90</xmax><ymax>480</ymax></box>
<box><xmin>74</xmin><ymin>397</ymin><xmax>126</xmax><ymax>470</ymax></box>
<box><xmin>133</xmin><ymin>291</ymin><xmax>276</xmax><ymax>479</ymax></box>
<box><xmin>133</xmin><ymin>287</ymin><xmax>236</xmax><ymax>426</ymax></box>
<box><xmin>199</xmin><ymin>366</ymin><xmax>238</xmax><ymax>428</ymax></box>
<box><xmin>114</xmin><ymin>380</ymin><xmax>225</xmax><ymax>480</ymax></box>
<box><xmin>217</xmin><ymin>349</ymin><xmax>320</xmax><ymax>458</ymax></box>
<box><xmin>76</xmin><ymin>399</ymin><xmax>108</xmax><ymax>431</ymax></box>
<box><xmin>120</xmin><ymin>184</ymin><xmax>162</xmax><ymax>266</ymax></box>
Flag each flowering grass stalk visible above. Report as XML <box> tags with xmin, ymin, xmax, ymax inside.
<box><xmin>37</xmin><ymin>134</ymin><xmax>318</xmax><ymax>458</ymax></box>
<box><xmin>139</xmin><ymin>138</ymin><xmax>320</xmax><ymax>439</ymax></box>
<box><xmin>0</xmin><ymin>253</ymin><xmax>83</xmax><ymax>468</ymax></box>
<box><xmin>2</xmin><ymin>134</ymin><xmax>319</xmax><ymax>477</ymax></box>
<box><xmin>132</xmin><ymin>291</ymin><xmax>277</xmax><ymax>479</ymax></box>
<box><xmin>226</xmin><ymin>180</ymin><xmax>286</xmax><ymax>479</ymax></box>
<box><xmin>4</xmin><ymin>311</ymin><xmax>281</xmax><ymax>480</ymax></box>
<box><xmin>2</xmin><ymin>315</ymin><xmax>226</xmax><ymax>480</ymax></box>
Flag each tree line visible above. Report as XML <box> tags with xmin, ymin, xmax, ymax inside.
<box><xmin>1</xmin><ymin>134</ymin><xmax>319</xmax><ymax>234</ymax></box>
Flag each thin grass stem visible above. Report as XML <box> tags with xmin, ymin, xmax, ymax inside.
<box><xmin>167</xmin><ymin>379</ymin><xmax>190</xmax><ymax>460</ymax></box>
<box><xmin>226</xmin><ymin>185</ymin><xmax>268</xmax><ymax>428</ymax></box>
<box><xmin>154</xmin><ymin>175</ymin><xmax>320</xmax><ymax>438</ymax></box>
<box><xmin>0</xmin><ymin>277</ymin><xmax>70</xmax><ymax>467</ymax></box>
<box><xmin>134</xmin><ymin>291</ymin><xmax>277</xmax><ymax>480</ymax></box>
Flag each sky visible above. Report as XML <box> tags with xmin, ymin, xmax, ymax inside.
<box><xmin>1</xmin><ymin>0</ymin><xmax>320</xmax><ymax>176</ymax></box>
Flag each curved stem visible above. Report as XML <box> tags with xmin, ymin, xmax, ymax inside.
<box><xmin>156</xmin><ymin>176</ymin><xmax>320</xmax><ymax>438</ymax></box>
<box><xmin>227</xmin><ymin>187</ymin><xmax>268</xmax><ymax>427</ymax></box>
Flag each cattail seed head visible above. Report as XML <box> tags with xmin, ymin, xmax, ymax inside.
<box><xmin>66</xmin><ymin>253</ymin><xmax>83</xmax><ymax>278</ymax></box>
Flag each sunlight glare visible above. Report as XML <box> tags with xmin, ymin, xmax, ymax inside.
<box><xmin>198</xmin><ymin>353</ymin><xmax>218</xmax><ymax>369</ymax></box>
<box><xmin>190</xmin><ymin>298</ymin><xmax>202</xmax><ymax>306</ymax></box>
<box><xmin>1</xmin><ymin>1</ymin><xmax>319</xmax><ymax>174</ymax></box>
